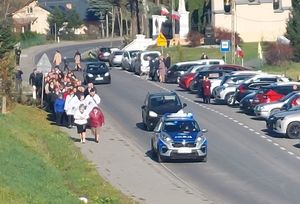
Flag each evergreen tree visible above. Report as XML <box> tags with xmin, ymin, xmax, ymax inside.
<box><xmin>47</xmin><ymin>7</ymin><xmax>66</xmax><ymax>32</ymax></box>
<box><xmin>286</xmin><ymin>0</ymin><xmax>300</xmax><ymax>60</ymax></box>
<box><xmin>0</xmin><ymin>22</ymin><xmax>16</xmax><ymax>58</ymax></box>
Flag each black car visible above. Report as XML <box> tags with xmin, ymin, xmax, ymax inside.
<box><xmin>165</xmin><ymin>62</ymin><xmax>203</xmax><ymax>83</ymax></box>
<box><xmin>239</xmin><ymin>91</ymin><xmax>257</xmax><ymax>114</ymax></box>
<box><xmin>141</xmin><ymin>92</ymin><xmax>186</xmax><ymax>131</ymax></box>
<box><xmin>83</xmin><ymin>62</ymin><xmax>111</xmax><ymax>84</ymax></box>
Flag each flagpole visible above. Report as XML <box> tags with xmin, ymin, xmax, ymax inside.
<box><xmin>171</xmin><ymin>0</ymin><xmax>175</xmax><ymax>40</ymax></box>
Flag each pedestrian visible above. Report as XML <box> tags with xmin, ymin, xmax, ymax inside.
<box><xmin>64</xmin><ymin>88</ymin><xmax>78</xmax><ymax>128</ymax></box>
<box><xmin>63</xmin><ymin>56</ymin><xmax>69</xmax><ymax>72</ymax></box>
<box><xmin>74</xmin><ymin>104</ymin><xmax>89</xmax><ymax>144</ymax></box>
<box><xmin>158</xmin><ymin>55</ymin><xmax>166</xmax><ymax>83</ymax></box>
<box><xmin>74</xmin><ymin>50</ymin><xmax>82</xmax><ymax>71</ymax></box>
<box><xmin>84</xmin><ymin>83</ymin><xmax>97</xmax><ymax>97</ymax></box>
<box><xmin>29</xmin><ymin>68</ymin><xmax>38</xmax><ymax>100</ymax></box>
<box><xmin>15</xmin><ymin>47</ymin><xmax>21</xmax><ymax>66</ymax></box>
<box><xmin>164</xmin><ymin>53</ymin><xmax>171</xmax><ymax>69</ymax></box>
<box><xmin>54</xmin><ymin>94</ymin><xmax>65</xmax><ymax>126</ymax></box>
<box><xmin>202</xmin><ymin>76</ymin><xmax>211</xmax><ymax>104</ymax></box>
<box><xmin>53</xmin><ymin>50</ymin><xmax>62</xmax><ymax>68</ymax></box>
<box><xmin>201</xmin><ymin>52</ymin><xmax>208</xmax><ymax>59</ymax></box>
<box><xmin>89</xmin><ymin>106</ymin><xmax>105</xmax><ymax>143</ymax></box>
<box><xmin>85</xmin><ymin>88</ymin><xmax>101</xmax><ymax>113</ymax></box>
<box><xmin>15</xmin><ymin>67</ymin><xmax>23</xmax><ymax>93</ymax></box>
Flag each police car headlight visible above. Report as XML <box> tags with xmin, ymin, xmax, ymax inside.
<box><xmin>104</xmin><ymin>72</ymin><xmax>110</xmax><ymax>76</ymax></box>
<box><xmin>149</xmin><ymin>111</ymin><xmax>158</xmax><ymax>117</ymax></box>
<box><xmin>196</xmin><ymin>136</ymin><xmax>203</xmax><ymax>143</ymax></box>
<box><xmin>161</xmin><ymin>134</ymin><xmax>173</xmax><ymax>143</ymax></box>
<box><xmin>88</xmin><ymin>73</ymin><xmax>93</xmax><ymax>77</ymax></box>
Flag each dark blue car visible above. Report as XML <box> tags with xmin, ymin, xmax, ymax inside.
<box><xmin>151</xmin><ymin>111</ymin><xmax>208</xmax><ymax>162</ymax></box>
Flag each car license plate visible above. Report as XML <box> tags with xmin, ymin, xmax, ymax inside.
<box><xmin>96</xmin><ymin>77</ymin><xmax>103</xmax><ymax>80</ymax></box>
<box><xmin>178</xmin><ymin>148</ymin><xmax>192</xmax><ymax>154</ymax></box>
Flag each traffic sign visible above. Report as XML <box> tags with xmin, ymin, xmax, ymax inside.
<box><xmin>220</xmin><ymin>40</ymin><xmax>230</xmax><ymax>52</ymax></box>
<box><xmin>36</xmin><ymin>53</ymin><xmax>52</xmax><ymax>73</ymax></box>
<box><xmin>156</xmin><ymin>33</ymin><xmax>167</xmax><ymax>47</ymax></box>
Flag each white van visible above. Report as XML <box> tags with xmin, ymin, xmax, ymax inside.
<box><xmin>133</xmin><ymin>51</ymin><xmax>161</xmax><ymax>75</ymax></box>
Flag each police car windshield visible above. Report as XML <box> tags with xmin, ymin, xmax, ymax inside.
<box><xmin>163</xmin><ymin>120</ymin><xmax>200</xmax><ymax>133</ymax></box>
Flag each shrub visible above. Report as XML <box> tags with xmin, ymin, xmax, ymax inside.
<box><xmin>264</xmin><ymin>43</ymin><xmax>294</xmax><ymax>66</ymax></box>
<box><xmin>187</xmin><ymin>30</ymin><xmax>204</xmax><ymax>47</ymax></box>
<box><xmin>17</xmin><ymin>32</ymin><xmax>46</xmax><ymax>48</ymax></box>
<box><xmin>214</xmin><ymin>27</ymin><xmax>242</xmax><ymax>45</ymax></box>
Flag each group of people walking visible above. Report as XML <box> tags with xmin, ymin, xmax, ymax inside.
<box><xmin>29</xmin><ymin>49</ymin><xmax>105</xmax><ymax>144</ymax></box>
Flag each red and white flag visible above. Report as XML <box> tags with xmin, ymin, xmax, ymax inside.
<box><xmin>171</xmin><ymin>10</ymin><xmax>181</xmax><ymax>21</ymax></box>
<box><xmin>236</xmin><ymin>45</ymin><xmax>244</xmax><ymax>58</ymax></box>
<box><xmin>161</xmin><ymin>7</ymin><xmax>169</xmax><ymax>15</ymax></box>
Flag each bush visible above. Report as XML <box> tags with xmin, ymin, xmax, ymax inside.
<box><xmin>214</xmin><ymin>27</ymin><xmax>242</xmax><ymax>45</ymax></box>
<box><xmin>265</xmin><ymin>43</ymin><xmax>294</xmax><ymax>66</ymax></box>
<box><xmin>187</xmin><ymin>30</ymin><xmax>204</xmax><ymax>47</ymax></box>
<box><xmin>17</xmin><ymin>32</ymin><xmax>46</xmax><ymax>48</ymax></box>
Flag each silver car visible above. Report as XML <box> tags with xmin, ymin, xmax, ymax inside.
<box><xmin>255</xmin><ymin>92</ymin><xmax>300</xmax><ymax>119</ymax></box>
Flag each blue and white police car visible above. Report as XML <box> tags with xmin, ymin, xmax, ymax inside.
<box><xmin>151</xmin><ymin>111</ymin><xmax>208</xmax><ymax>162</ymax></box>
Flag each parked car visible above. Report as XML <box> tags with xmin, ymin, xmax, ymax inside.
<box><xmin>133</xmin><ymin>51</ymin><xmax>161</xmax><ymax>75</ymax></box>
<box><xmin>178</xmin><ymin>65</ymin><xmax>207</xmax><ymax>90</ymax></box>
<box><xmin>151</xmin><ymin>111</ymin><xmax>207</xmax><ymax>162</ymax></box>
<box><xmin>189</xmin><ymin>70</ymin><xmax>233</xmax><ymax>93</ymax></box>
<box><xmin>266</xmin><ymin>106</ymin><xmax>300</xmax><ymax>139</ymax></box>
<box><xmin>109</xmin><ymin>50</ymin><xmax>124</xmax><ymax>67</ymax></box>
<box><xmin>121</xmin><ymin>50</ymin><xmax>141</xmax><ymax>71</ymax></box>
<box><xmin>214</xmin><ymin>74</ymin><xmax>258</xmax><ymax>105</ymax></box>
<box><xmin>83</xmin><ymin>62</ymin><xmax>111</xmax><ymax>84</ymax></box>
<box><xmin>234</xmin><ymin>75</ymin><xmax>289</xmax><ymax>103</ymax></box>
<box><xmin>239</xmin><ymin>91</ymin><xmax>258</xmax><ymax>114</ymax></box>
<box><xmin>252</xmin><ymin>82</ymin><xmax>300</xmax><ymax>107</ymax></box>
<box><xmin>201</xmin><ymin>64</ymin><xmax>252</xmax><ymax>71</ymax></box>
<box><xmin>98</xmin><ymin>47</ymin><xmax>111</xmax><ymax>62</ymax></box>
<box><xmin>141</xmin><ymin>92</ymin><xmax>186</xmax><ymax>131</ymax></box>
<box><xmin>195</xmin><ymin>59</ymin><xmax>225</xmax><ymax>65</ymax></box>
<box><xmin>165</xmin><ymin>61</ymin><xmax>205</xmax><ymax>83</ymax></box>
<box><xmin>254</xmin><ymin>92</ymin><xmax>300</xmax><ymax>119</ymax></box>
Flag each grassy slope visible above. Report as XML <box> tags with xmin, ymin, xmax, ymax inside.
<box><xmin>0</xmin><ymin>105</ymin><xmax>132</xmax><ymax>204</ymax></box>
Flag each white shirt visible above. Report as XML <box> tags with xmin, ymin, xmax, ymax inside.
<box><xmin>74</xmin><ymin>109</ymin><xmax>89</xmax><ymax>125</ymax></box>
<box><xmin>64</xmin><ymin>94</ymin><xmax>79</xmax><ymax>115</ymax></box>
<box><xmin>85</xmin><ymin>94</ymin><xmax>101</xmax><ymax>113</ymax></box>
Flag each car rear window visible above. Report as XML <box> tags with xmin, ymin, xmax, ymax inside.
<box><xmin>100</xmin><ymin>48</ymin><xmax>111</xmax><ymax>53</ymax></box>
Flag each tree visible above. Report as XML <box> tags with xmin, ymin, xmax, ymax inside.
<box><xmin>286</xmin><ymin>0</ymin><xmax>300</xmax><ymax>61</ymax></box>
<box><xmin>0</xmin><ymin>22</ymin><xmax>16</xmax><ymax>58</ymax></box>
<box><xmin>47</xmin><ymin>7</ymin><xmax>66</xmax><ymax>32</ymax></box>
<box><xmin>65</xmin><ymin>9</ymin><xmax>83</xmax><ymax>32</ymax></box>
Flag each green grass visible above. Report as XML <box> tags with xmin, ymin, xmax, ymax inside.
<box><xmin>259</xmin><ymin>62</ymin><xmax>300</xmax><ymax>81</ymax></box>
<box><xmin>0</xmin><ymin>105</ymin><xmax>133</xmax><ymax>204</ymax></box>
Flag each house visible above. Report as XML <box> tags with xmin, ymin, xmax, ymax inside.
<box><xmin>12</xmin><ymin>0</ymin><xmax>50</xmax><ymax>34</ymax></box>
<box><xmin>211</xmin><ymin>0</ymin><xmax>292</xmax><ymax>42</ymax></box>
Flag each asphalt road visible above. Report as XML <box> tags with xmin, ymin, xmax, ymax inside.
<box><xmin>41</xmin><ymin>43</ymin><xmax>300</xmax><ymax>204</ymax></box>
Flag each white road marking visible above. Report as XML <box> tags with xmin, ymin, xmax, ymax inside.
<box><xmin>273</xmin><ymin>143</ymin><xmax>279</xmax><ymax>146</ymax></box>
<box><xmin>280</xmin><ymin>147</ymin><xmax>286</xmax><ymax>151</ymax></box>
<box><xmin>288</xmin><ymin>151</ymin><xmax>295</xmax><ymax>155</ymax></box>
<box><xmin>255</xmin><ymin>132</ymin><xmax>260</xmax><ymax>135</ymax></box>
<box><xmin>266</xmin><ymin>139</ymin><xmax>272</xmax><ymax>142</ymax></box>
<box><xmin>261</xmin><ymin>135</ymin><xmax>267</xmax><ymax>139</ymax></box>
<box><xmin>249</xmin><ymin>129</ymin><xmax>254</xmax><ymax>132</ymax></box>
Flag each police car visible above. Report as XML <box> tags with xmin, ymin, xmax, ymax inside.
<box><xmin>151</xmin><ymin>111</ymin><xmax>208</xmax><ymax>162</ymax></box>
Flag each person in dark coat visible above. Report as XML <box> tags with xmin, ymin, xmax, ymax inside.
<box><xmin>202</xmin><ymin>76</ymin><xmax>211</xmax><ymax>104</ymax></box>
<box><xmin>164</xmin><ymin>53</ymin><xmax>171</xmax><ymax>69</ymax></box>
<box><xmin>15</xmin><ymin>47</ymin><xmax>21</xmax><ymax>66</ymax></box>
<box><xmin>54</xmin><ymin>94</ymin><xmax>65</xmax><ymax>126</ymax></box>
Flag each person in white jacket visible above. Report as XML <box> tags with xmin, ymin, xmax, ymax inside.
<box><xmin>74</xmin><ymin>104</ymin><xmax>89</xmax><ymax>143</ymax></box>
<box><xmin>64</xmin><ymin>88</ymin><xmax>79</xmax><ymax>128</ymax></box>
<box><xmin>85</xmin><ymin>88</ymin><xmax>101</xmax><ymax>113</ymax></box>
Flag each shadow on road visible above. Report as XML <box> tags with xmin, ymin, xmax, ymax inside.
<box><xmin>261</xmin><ymin>128</ymin><xmax>286</xmax><ymax>138</ymax></box>
<box><xmin>293</xmin><ymin>143</ymin><xmax>300</xmax><ymax>149</ymax></box>
<box><xmin>136</xmin><ymin>122</ymin><xmax>146</xmax><ymax>131</ymax></box>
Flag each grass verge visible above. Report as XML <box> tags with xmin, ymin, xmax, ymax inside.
<box><xmin>0</xmin><ymin>104</ymin><xmax>133</xmax><ymax>204</ymax></box>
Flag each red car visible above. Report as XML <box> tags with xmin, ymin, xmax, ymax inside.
<box><xmin>178</xmin><ymin>67</ymin><xmax>201</xmax><ymax>90</ymax></box>
<box><xmin>252</xmin><ymin>82</ymin><xmax>300</xmax><ymax>106</ymax></box>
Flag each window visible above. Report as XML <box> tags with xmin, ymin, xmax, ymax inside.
<box><xmin>26</xmin><ymin>7</ymin><xmax>33</xmax><ymax>14</ymax></box>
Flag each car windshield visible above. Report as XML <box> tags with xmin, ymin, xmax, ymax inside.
<box><xmin>163</xmin><ymin>120</ymin><xmax>200</xmax><ymax>133</ymax></box>
<box><xmin>114</xmin><ymin>51</ymin><xmax>123</xmax><ymax>55</ymax></box>
<box><xmin>144</xmin><ymin>53</ymin><xmax>159</xmax><ymax>60</ymax></box>
<box><xmin>279</xmin><ymin>92</ymin><xmax>297</xmax><ymax>102</ymax></box>
<box><xmin>87</xmin><ymin>64</ymin><xmax>108</xmax><ymax>72</ymax></box>
<box><xmin>150</xmin><ymin>95</ymin><xmax>181</xmax><ymax>107</ymax></box>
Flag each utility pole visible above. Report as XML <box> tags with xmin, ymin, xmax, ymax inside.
<box><xmin>171</xmin><ymin>0</ymin><xmax>175</xmax><ymax>38</ymax></box>
<box><xmin>135</xmin><ymin>0</ymin><xmax>141</xmax><ymax>34</ymax></box>
<box><xmin>231</xmin><ymin>0</ymin><xmax>236</xmax><ymax>64</ymax></box>
<box><xmin>106</xmin><ymin>9</ymin><xmax>109</xmax><ymax>38</ymax></box>
<box><xmin>54</xmin><ymin>23</ymin><xmax>57</xmax><ymax>42</ymax></box>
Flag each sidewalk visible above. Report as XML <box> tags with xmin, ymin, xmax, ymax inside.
<box><xmin>21</xmin><ymin>40</ymin><xmax>213</xmax><ymax>204</ymax></box>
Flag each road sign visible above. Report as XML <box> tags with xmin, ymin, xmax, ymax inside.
<box><xmin>36</xmin><ymin>53</ymin><xmax>52</xmax><ymax>73</ymax></box>
<box><xmin>157</xmin><ymin>33</ymin><xmax>167</xmax><ymax>47</ymax></box>
<box><xmin>220</xmin><ymin>40</ymin><xmax>230</xmax><ymax>52</ymax></box>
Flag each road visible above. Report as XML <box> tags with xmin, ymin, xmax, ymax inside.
<box><xmin>40</xmin><ymin>42</ymin><xmax>300</xmax><ymax>204</ymax></box>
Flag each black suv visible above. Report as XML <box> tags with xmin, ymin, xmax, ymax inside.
<box><xmin>165</xmin><ymin>62</ymin><xmax>203</xmax><ymax>83</ymax></box>
<box><xmin>141</xmin><ymin>92</ymin><xmax>186</xmax><ymax>131</ymax></box>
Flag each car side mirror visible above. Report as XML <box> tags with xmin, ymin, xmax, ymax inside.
<box><xmin>202</xmin><ymin>129</ymin><xmax>208</xmax><ymax>133</ymax></box>
<box><xmin>182</xmin><ymin>103</ymin><xmax>187</xmax><ymax>108</ymax></box>
<box><xmin>141</xmin><ymin>105</ymin><xmax>146</xmax><ymax>109</ymax></box>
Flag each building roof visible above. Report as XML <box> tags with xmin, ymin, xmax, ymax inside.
<box><xmin>38</xmin><ymin>0</ymin><xmax>89</xmax><ymax>20</ymax></box>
